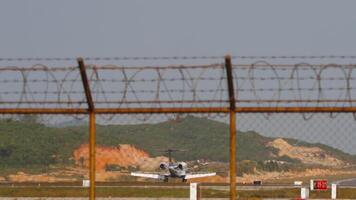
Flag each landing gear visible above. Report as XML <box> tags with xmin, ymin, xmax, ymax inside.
<box><xmin>182</xmin><ymin>178</ymin><xmax>187</xmax><ymax>183</ymax></box>
<box><xmin>163</xmin><ymin>177</ymin><xmax>169</xmax><ymax>182</ymax></box>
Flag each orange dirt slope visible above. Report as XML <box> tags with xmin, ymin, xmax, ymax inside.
<box><xmin>73</xmin><ymin>144</ymin><xmax>150</xmax><ymax>171</ymax></box>
<box><xmin>73</xmin><ymin>144</ymin><xmax>169</xmax><ymax>172</ymax></box>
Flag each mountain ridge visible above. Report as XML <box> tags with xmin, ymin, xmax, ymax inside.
<box><xmin>0</xmin><ymin>116</ymin><xmax>355</xmax><ymax>173</ymax></box>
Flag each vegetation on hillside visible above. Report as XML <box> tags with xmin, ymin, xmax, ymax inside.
<box><xmin>96</xmin><ymin>116</ymin><xmax>277</xmax><ymax>162</ymax></box>
<box><xmin>0</xmin><ymin>116</ymin><xmax>354</xmax><ymax>173</ymax></box>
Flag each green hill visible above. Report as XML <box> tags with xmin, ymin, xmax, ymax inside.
<box><xmin>0</xmin><ymin>116</ymin><xmax>355</xmax><ymax>172</ymax></box>
<box><xmin>96</xmin><ymin>116</ymin><xmax>276</xmax><ymax>162</ymax></box>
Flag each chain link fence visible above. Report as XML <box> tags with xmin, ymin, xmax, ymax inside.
<box><xmin>0</xmin><ymin>57</ymin><xmax>356</xmax><ymax>199</ymax></box>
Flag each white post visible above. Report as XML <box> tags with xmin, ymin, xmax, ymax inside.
<box><xmin>82</xmin><ymin>180</ymin><xmax>90</xmax><ymax>187</ymax></box>
<box><xmin>310</xmin><ymin>179</ymin><xmax>314</xmax><ymax>191</ymax></box>
<box><xmin>331</xmin><ymin>184</ymin><xmax>337</xmax><ymax>199</ymax></box>
<box><xmin>301</xmin><ymin>187</ymin><xmax>309</xmax><ymax>199</ymax></box>
<box><xmin>190</xmin><ymin>183</ymin><xmax>199</xmax><ymax>200</ymax></box>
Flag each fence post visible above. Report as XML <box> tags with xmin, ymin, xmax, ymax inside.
<box><xmin>225</xmin><ymin>55</ymin><xmax>236</xmax><ymax>200</ymax></box>
<box><xmin>78</xmin><ymin>58</ymin><xmax>96</xmax><ymax>200</ymax></box>
<box><xmin>301</xmin><ymin>187</ymin><xmax>309</xmax><ymax>199</ymax></box>
<box><xmin>190</xmin><ymin>183</ymin><xmax>199</xmax><ymax>200</ymax></box>
<box><xmin>310</xmin><ymin>179</ymin><xmax>314</xmax><ymax>191</ymax></box>
<box><xmin>331</xmin><ymin>184</ymin><xmax>337</xmax><ymax>199</ymax></box>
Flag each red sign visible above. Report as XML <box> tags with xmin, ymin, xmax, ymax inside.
<box><xmin>314</xmin><ymin>180</ymin><xmax>328</xmax><ymax>190</ymax></box>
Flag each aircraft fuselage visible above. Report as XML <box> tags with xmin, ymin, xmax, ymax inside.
<box><xmin>167</xmin><ymin>163</ymin><xmax>186</xmax><ymax>178</ymax></box>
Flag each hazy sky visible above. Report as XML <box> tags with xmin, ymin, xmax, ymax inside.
<box><xmin>1</xmin><ymin>0</ymin><xmax>356</xmax><ymax>58</ymax></box>
<box><xmin>1</xmin><ymin>1</ymin><xmax>356</xmax><ymax>154</ymax></box>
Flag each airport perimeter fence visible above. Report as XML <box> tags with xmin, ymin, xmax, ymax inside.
<box><xmin>0</xmin><ymin>55</ymin><xmax>356</xmax><ymax>199</ymax></box>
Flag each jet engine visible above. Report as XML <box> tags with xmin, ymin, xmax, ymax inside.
<box><xmin>177</xmin><ymin>162</ymin><xmax>187</xmax><ymax>170</ymax></box>
<box><xmin>159</xmin><ymin>162</ymin><xmax>168</xmax><ymax>170</ymax></box>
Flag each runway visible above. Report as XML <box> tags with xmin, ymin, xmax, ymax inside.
<box><xmin>334</xmin><ymin>178</ymin><xmax>356</xmax><ymax>186</ymax></box>
<box><xmin>0</xmin><ymin>184</ymin><xmax>354</xmax><ymax>190</ymax></box>
<box><xmin>0</xmin><ymin>184</ymin><xmax>355</xmax><ymax>200</ymax></box>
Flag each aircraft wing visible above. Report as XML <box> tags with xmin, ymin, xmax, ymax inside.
<box><xmin>185</xmin><ymin>172</ymin><xmax>216</xmax><ymax>179</ymax></box>
<box><xmin>131</xmin><ymin>172</ymin><xmax>166</xmax><ymax>179</ymax></box>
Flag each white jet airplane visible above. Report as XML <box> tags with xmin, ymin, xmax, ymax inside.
<box><xmin>131</xmin><ymin>149</ymin><xmax>216</xmax><ymax>182</ymax></box>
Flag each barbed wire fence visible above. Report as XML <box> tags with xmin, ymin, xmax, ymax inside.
<box><xmin>1</xmin><ymin>57</ymin><xmax>356</xmax><ymax>120</ymax></box>
<box><xmin>1</xmin><ymin>55</ymin><xmax>356</xmax><ymax>199</ymax></box>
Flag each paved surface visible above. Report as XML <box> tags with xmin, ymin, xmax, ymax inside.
<box><xmin>334</xmin><ymin>178</ymin><xmax>356</xmax><ymax>186</ymax></box>
<box><xmin>2</xmin><ymin>184</ymin><xmax>355</xmax><ymax>190</ymax></box>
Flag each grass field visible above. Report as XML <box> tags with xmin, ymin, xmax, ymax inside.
<box><xmin>0</xmin><ymin>187</ymin><xmax>355</xmax><ymax>199</ymax></box>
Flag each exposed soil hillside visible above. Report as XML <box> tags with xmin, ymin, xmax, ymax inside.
<box><xmin>73</xmin><ymin>144</ymin><xmax>168</xmax><ymax>171</ymax></box>
<box><xmin>1</xmin><ymin>116</ymin><xmax>354</xmax><ymax>171</ymax></box>
<box><xmin>3</xmin><ymin>142</ymin><xmax>356</xmax><ymax>183</ymax></box>
<box><xmin>268</xmin><ymin>138</ymin><xmax>344</xmax><ymax>166</ymax></box>
<box><xmin>1</xmin><ymin>117</ymin><xmax>355</xmax><ymax>183</ymax></box>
